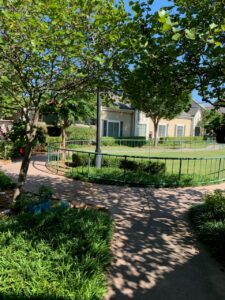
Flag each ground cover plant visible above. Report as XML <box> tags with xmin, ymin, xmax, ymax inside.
<box><xmin>0</xmin><ymin>171</ymin><xmax>16</xmax><ymax>190</ymax></box>
<box><xmin>0</xmin><ymin>207</ymin><xmax>113</xmax><ymax>300</ymax></box>
<box><xmin>189</xmin><ymin>190</ymin><xmax>225</xmax><ymax>266</ymax></box>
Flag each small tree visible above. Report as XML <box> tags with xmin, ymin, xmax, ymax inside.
<box><xmin>121</xmin><ymin>55</ymin><xmax>192</xmax><ymax>145</ymax></box>
<box><xmin>0</xmin><ymin>0</ymin><xmax>127</xmax><ymax>201</ymax></box>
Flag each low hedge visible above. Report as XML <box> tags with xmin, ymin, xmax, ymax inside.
<box><xmin>71</xmin><ymin>152</ymin><xmax>165</xmax><ymax>175</ymax></box>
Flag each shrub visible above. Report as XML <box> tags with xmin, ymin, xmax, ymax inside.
<box><xmin>0</xmin><ymin>171</ymin><xmax>16</xmax><ymax>190</ymax></box>
<box><xmin>189</xmin><ymin>190</ymin><xmax>225</xmax><ymax>265</ymax></box>
<box><xmin>204</xmin><ymin>190</ymin><xmax>225</xmax><ymax>220</ymax></box>
<box><xmin>119</xmin><ymin>159</ymin><xmax>139</xmax><ymax>171</ymax></box>
<box><xmin>144</xmin><ymin>161</ymin><xmax>166</xmax><ymax>175</ymax></box>
<box><xmin>101</xmin><ymin>137</ymin><xmax>116</xmax><ymax>146</ymax></box>
<box><xmin>119</xmin><ymin>159</ymin><xmax>165</xmax><ymax>175</ymax></box>
<box><xmin>0</xmin><ymin>141</ymin><xmax>13</xmax><ymax>160</ymax></box>
<box><xmin>72</xmin><ymin>152</ymin><xmax>93</xmax><ymax>166</ymax></box>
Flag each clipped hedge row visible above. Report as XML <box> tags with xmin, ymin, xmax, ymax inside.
<box><xmin>71</xmin><ymin>152</ymin><xmax>165</xmax><ymax>175</ymax></box>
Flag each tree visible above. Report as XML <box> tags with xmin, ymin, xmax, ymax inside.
<box><xmin>122</xmin><ymin>58</ymin><xmax>191</xmax><ymax>145</ymax></box>
<box><xmin>120</xmin><ymin>2</ymin><xmax>193</xmax><ymax>145</ymax></box>
<box><xmin>41</xmin><ymin>93</ymin><xmax>96</xmax><ymax>148</ymax></box>
<box><xmin>200</xmin><ymin>109</ymin><xmax>225</xmax><ymax>142</ymax></box>
<box><xmin>0</xmin><ymin>0</ymin><xmax>127</xmax><ymax>201</ymax></box>
<box><xmin>157</xmin><ymin>0</ymin><xmax>225</xmax><ymax>106</ymax></box>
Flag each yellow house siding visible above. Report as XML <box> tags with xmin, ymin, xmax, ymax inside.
<box><xmin>148</xmin><ymin>117</ymin><xmax>193</xmax><ymax>137</ymax></box>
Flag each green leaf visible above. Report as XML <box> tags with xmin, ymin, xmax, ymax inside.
<box><xmin>210</xmin><ymin>23</ymin><xmax>218</xmax><ymax>30</ymax></box>
<box><xmin>158</xmin><ymin>9</ymin><xmax>166</xmax><ymax>19</ymax></box>
<box><xmin>172</xmin><ymin>33</ymin><xmax>181</xmax><ymax>41</ymax></box>
<box><xmin>185</xmin><ymin>29</ymin><xmax>196</xmax><ymax>40</ymax></box>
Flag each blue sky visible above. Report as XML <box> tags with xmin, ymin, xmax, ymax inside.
<box><xmin>123</xmin><ymin>0</ymin><xmax>203</xmax><ymax>103</ymax></box>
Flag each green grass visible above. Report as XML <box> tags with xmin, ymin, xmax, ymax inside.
<box><xmin>0</xmin><ymin>208</ymin><xmax>113</xmax><ymax>300</ymax></box>
<box><xmin>68</xmin><ymin>144</ymin><xmax>225</xmax><ymax>158</ymax></box>
<box><xmin>189</xmin><ymin>190</ymin><xmax>225</xmax><ymax>266</ymax></box>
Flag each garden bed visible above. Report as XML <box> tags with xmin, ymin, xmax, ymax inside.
<box><xmin>189</xmin><ymin>190</ymin><xmax>225</xmax><ymax>267</ymax></box>
<box><xmin>0</xmin><ymin>207</ymin><xmax>113</xmax><ymax>300</ymax></box>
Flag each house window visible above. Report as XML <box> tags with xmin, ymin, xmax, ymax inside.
<box><xmin>176</xmin><ymin>125</ymin><xmax>185</xmax><ymax>137</ymax></box>
<box><xmin>136</xmin><ymin>124</ymin><xmax>147</xmax><ymax>137</ymax></box>
<box><xmin>108</xmin><ymin>121</ymin><xmax>120</xmax><ymax>137</ymax></box>
<box><xmin>158</xmin><ymin>124</ymin><xmax>167</xmax><ymax>137</ymax></box>
<box><xmin>102</xmin><ymin>120</ymin><xmax>122</xmax><ymax>137</ymax></box>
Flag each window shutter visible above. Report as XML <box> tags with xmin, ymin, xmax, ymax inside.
<box><xmin>184</xmin><ymin>125</ymin><xmax>186</xmax><ymax>136</ymax></box>
<box><xmin>102</xmin><ymin>120</ymin><xmax>107</xmax><ymax>136</ymax></box>
<box><xmin>120</xmin><ymin>121</ymin><xmax>123</xmax><ymax>137</ymax></box>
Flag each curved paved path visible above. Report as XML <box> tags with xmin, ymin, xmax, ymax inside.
<box><xmin>1</xmin><ymin>155</ymin><xmax>225</xmax><ymax>300</ymax></box>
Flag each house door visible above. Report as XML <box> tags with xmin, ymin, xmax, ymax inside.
<box><xmin>108</xmin><ymin>122</ymin><xmax>120</xmax><ymax>137</ymax></box>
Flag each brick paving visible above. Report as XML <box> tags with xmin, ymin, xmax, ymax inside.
<box><xmin>1</xmin><ymin>154</ymin><xmax>225</xmax><ymax>300</ymax></box>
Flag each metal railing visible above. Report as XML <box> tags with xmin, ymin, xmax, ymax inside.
<box><xmin>50</xmin><ymin>138</ymin><xmax>221</xmax><ymax>152</ymax></box>
<box><xmin>47</xmin><ymin>143</ymin><xmax>225</xmax><ymax>187</ymax></box>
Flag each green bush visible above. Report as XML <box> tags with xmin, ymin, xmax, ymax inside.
<box><xmin>0</xmin><ymin>141</ymin><xmax>13</xmax><ymax>160</ymax></box>
<box><xmin>101</xmin><ymin>137</ymin><xmax>116</xmax><ymax>146</ymax></box>
<box><xmin>119</xmin><ymin>159</ymin><xmax>165</xmax><ymax>175</ymax></box>
<box><xmin>0</xmin><ymin>171</ymin><xmax>16</xmax><ymax>190</ymax></box>
<box><xmin>189</xmin><ymin>190</ymin><xmax>225</xmax><ymax>265</ymax></box>
<box><xmin>72</xmin><ymin>152</ymin><xmax>93</xmax><ymax>166</ymax></box>
<box><xmin>67</xmin><ymin>125</ymin><xmax>96</xmax><ymax>140</ymax></box>
<box><xmin>70</xmin><ymin>152</ymin><xmax>165</xmax><ymax>176</ymax></box>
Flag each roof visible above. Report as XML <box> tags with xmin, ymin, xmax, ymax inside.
<box><xmin>113</xmin><ymin>101</ymin><xmax>133</xmax><ymax>110</ymax></box>
<box><xmin>104</xmin><ymin>99</ymin><xmax>205</xmax><ymax>118</ymax></box>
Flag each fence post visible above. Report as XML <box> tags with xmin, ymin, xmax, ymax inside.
<box><xmin>47</xmin><ymin>145</ymin><xmax>50</xmax><ymax>165</ymax></box>
<box><xmin>178</xmin><ymin>158</ymin><xmax>182</xmax><ymax>179</ymax></box>
<box><xmin>218</xmin><ymin>158</ymin><xmax>222</xmax><ymax>180</ymax></box>
<box><xmin>88</xmin><ymin>152</ymin><xmax>91</xmax><ymax>178</ymax></box>
<box><xmin>123</xmin><ymin>155</ymin><xmax>127</xmax><ymax>183</ymax></box>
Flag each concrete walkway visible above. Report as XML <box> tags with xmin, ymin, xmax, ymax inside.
<box><xmin>1</xmin><ymin>155</ymin><xmax>225</xmax><ymax>300</ymax></box>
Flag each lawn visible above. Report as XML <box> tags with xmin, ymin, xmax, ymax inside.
<box><xmin>0</xmin><ymin>208</ymin><xmax>113</xmax><ymax>300</ymax></box>
<box><xmin>48</xmin><ymin>143</ymin><xmax>225</xmax><ymax>187</ymax></box>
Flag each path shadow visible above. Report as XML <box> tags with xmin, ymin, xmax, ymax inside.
<box><xmin>1</xmin><ymin>155</ymin><xmax>225</xmax><ymax>300</ymax></box>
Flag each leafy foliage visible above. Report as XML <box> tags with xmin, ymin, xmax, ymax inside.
<box><xmin>0</xmin><ymin>171</ymin><xmax>16</xmax><ymax>190</ymax></box>
<box><xmin>190</xmin><ymin>190</ymin><xmax>225</xmax><ymax>265</ymax></box>
<box><xmin>0</xmin><ymin>208</ymin><xmax>113</xmax><ymax>299</ymax></box>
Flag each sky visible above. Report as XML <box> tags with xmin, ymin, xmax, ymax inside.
<box><xmin>123</xmin><ymin>0</ymin><xmax>203</xmax><ymax>103</ymax></box>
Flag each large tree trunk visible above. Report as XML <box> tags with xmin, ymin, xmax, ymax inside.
<box><xmin>12</xmin><ymin>109</ymin><xmax>39</xmax><ymax>203</ymax></box>
<box><xmin>153</xmin><ymin>120</ymin><xmax>159</xmax><ymax>147</ymax></box>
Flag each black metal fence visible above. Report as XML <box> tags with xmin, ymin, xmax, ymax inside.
<box><xmin>48</xmin><ymin>143</ymin><xmax>225</xmax><ymax>187</ymax></box>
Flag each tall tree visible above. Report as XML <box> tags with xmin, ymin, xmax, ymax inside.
<box><xmin>119</xmin><ymin>1</ymin><xmax>193</xmax><ymax>145</ymax></box>
<box><xmin>0</xmin><ymin>0</ymin><xmax>127</xmax><ymax>201</ymax></box>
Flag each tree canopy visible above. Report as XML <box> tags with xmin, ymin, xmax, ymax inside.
<box><xmin>0</xmin><ymin>0</ymin><xmax>127</xmax><ymax>200</ymax></box>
